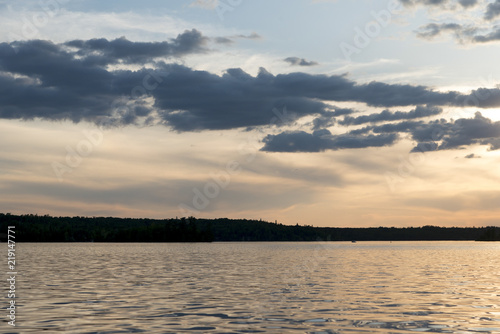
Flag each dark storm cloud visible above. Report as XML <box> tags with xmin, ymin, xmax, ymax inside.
<box><xmin>410</xmin><ymin>142</ymin><xmax>439</xmax><ymax>152</ymax></box>
<box><xmin>2</xmin><ymin>36</ymin><xmax>500</xmax><ymax>155</ymax></box>
<box><xmin>408</xmin><ymin>119</ymin><xmax>450</xmax><ymax>142</ymax></box>
<box><xmin>346</xmin><ymin>112</ymin><xmax>500</xmax><ymax>153</ymax></box>
<box><xmin>0</xmin><ymin>40</ymin><xmax>116</xmax><ymax>122</ymax></box>
<box><xmin>328</xmin><ymin>133</ymin><xmax>399</xmax><ymax>149</ymax></box>
<box><xmin>438</xmin><ymin>112</ymin><xmax>500</xmax><ymax>149</ymax></box>
<box><xmin>372</xmin><ymin>114</ymin><xmax>500</xmax><ymax>151</ymax></box>
<box><xmin>349</xmin><ymin>121</ymin><xmax>424</xmax><ymax>135</ymax></box>
<box><xmin>154</xmin><ymin>66</ymin><xmax>331</xmax><ymax>131</ymax></box>
<box><xmin>261</xmin><ymin>72</ymin><xmax>465</xmax><ymax>108</ymax></box>
<box><xmin>311</xmin><ymin>112</ymin><xmax>336</xmax><ymax>130</ymax></box>
<box><xmin>346</xmin><ymin>81</ymin><xmax>462</xmax><ymax>107</ymax></box>
<box><xmin>311</xmin><ymin>108</ymin><xmax>356</xmax><ymax>130</ymax></box>
<box><xmin>65</xmin><ymin>29</ymin><xmax>208</xmax><ymax>65</ymax></box>
<box><xmin>482</xmin><ymin>138</ymin><xmax>500</xmax><ymax>150</ymax></box>
<box><xmin>283</xmin><ymin>57</ymin><xmax>319</xmax><ymax>67</ymax></box>
<box><xmin>485</xmin><ymin>0</ymin><xmax>500</xmax><ymax>20</ymax></box>
<box><xmin>261</xmin><ymin>129</ymin><xmax>398</xmax><ymax>152</ymax></box>
<box><xmin>0</xmin><ymin>37</ymin><xmax>487</xmax><ymax>129</ymax></box>
<box><xmin>458</xmin><ymin>0</ymin><xmax>478</xmax><ymax>7</ymax></box>
<box><xmin>339</xmin><ymin>105</ymin><xmax>442</xmax><ymax>126</ymax></box>
<box><xmin>0</xmin><ymin>37</ymin><xmax>340</xmax><ymax>128</ymax></box>
<box><xmin>151</xmin><ymin>66</ymin><xmax>477</xmax><ymax>131</ymax></box>
<box><xmin>396</xmin><ymin>113</ymin><xmax>500</xmax><ymax>152</ymax></box>
<box><xmin>472</xmin><ymin>27</ymin><xmax>500</xmax><ymax>42</ymax></box>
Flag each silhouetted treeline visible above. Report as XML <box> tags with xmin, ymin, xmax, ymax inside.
<box><xmin>0</xmin><ymin>214</ymin><xmax>213</xmax><ymax>242</ymax></box>
<box><xmin>476</xmin><ymin>227</ymin><xmax>500</xmax><ymax>241</ymax></box>
<box><xmin>205</xmin><ymin>218</ymin><xmax>499</xmax><ymax>241</ymax></box>
<box><xmin>0</xmin><ymin>213</ymin><xmax>498</xmax><ymax>242</ymax></box>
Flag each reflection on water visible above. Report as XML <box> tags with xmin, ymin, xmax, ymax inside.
<box><xmin>10</xmin><ymin>241</ymin><xmax>500</xmax><ymax>333</ymax></box>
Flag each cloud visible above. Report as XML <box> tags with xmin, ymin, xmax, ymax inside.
<box><xmin>459</xmin><ymin>0</ymin><xmax>478</xmax><ymax>7</ymax></box>
<box><xmin>438</xmin><ymin>112</ymin><xmax>500</xmax><ymax>149</ymax></box>
<box><xmin>364</xmin><ymin>121</ymin><xmax>424</xmax><ymax>134</ymax></box>
<box><xmin>2</xmin><ymin>35</ymin><xmax>500</xmax><ymax>156</ymax></box>
<box><xmin>465</xmin><ymin>153</ymin><xmax>481</xmax><ymax>158</ymax></box>
<box><xmin>152</xmin><ymin>67</ymin><xmax>480</xmax><ymax>131</ymax></box>
<box><xmin>0</xmin><ymin>37</ymin><xmax>478</xmax><ymax>129</ymax></box>
<box><xmin>415</xmin><ymin>23</ymin><xmax>464</xmax><ymax>39</ymax></box>
<box><xmin>399</xmin><ymin>0</ymin><xmax>445</xmax><ymax>7</ymax></box>
<box><xmin>311</xmin><ymin>107</ymin><xmax>355</xmax><ymax>130</ymax></box>
<box><xmin>65</xmin><ymin>29</ymin><xmax>209</xmax><ymax>65</ymax></box>
<box><xmin>262</xmin><ymin>112</ymin><xmax>500</xmax><ymax>152</ymax></box>
<box><xmin>409</xmin><ymin>1</ymin><xmax>500</xmax><ymax>44</ymax></box>
<box><xmin>344</xmin><ymin>112</ymin><xmax>500</xmax><ymax>153</ymax></box>
<box><xmin>410</xmin><ymin>141</ymin><xmax>439</xmax><ymax>152</ymax></box>
<box><xmin>241</xmin><ymin>154</ymin><xmax>344</xmax><ymax>186</ymax></box>
<box><xmin>214</xmin><ymin>37</ymin><xmax>234</xmax><ymax>45</ymax></box>
<box><xmin>261</xmin><ymin>111</ymin><xmax>500</xmax><ymax>153</ymax></box>
<box><xmin>392</xmin><ymin>112</ymin><xmax>500</xmax><ymax>152</ymax></box>
<box><xmin>284</xmin><ymin>57</ymin><xmax>319</xmax><ymax>67</ymax></box>
<box><xmin>339</xmin><ymin>105</ymin><xmax>442</xmax><ymax>126</ymax></box>
<box><xmin>415</xmin><ymin>23</ymin><xmax>500</xmax><ymax>44</ymax></box>
<box><xmin>485</xmin><ymin>0</ymin><xmax>500</xmax><ymax>20</ymax></box>
<box><xmin>482</xmin><ymin>137</ymin><xmax>500</xmax><ymax>150</ymax></box>
<box><xmin>261</xmin><ymin>129</ymin><xmax>398</xmax><ymax>152</ymax></box>
<box><xmin>189</xmin><ymin>0</ymin><xmax>219</xmax><ymax>9</ymax></box>
<box><xmin>400</xmin><ymin>0</ymin><xmax>477</xmax><ymax>8</ymax></box>
<box><xmin>342</xmin><ymin>81</ymin><xmax>463</xmax><ymax>107</ymax></box>
<box><xmin>234</xmin><ymin>32</ymin><xmax>262</xmax><ymax>40</ymax></box>
<box><xmin>472</xmin><ymin>27</ymin><xmax>500</xmax><ymax>43</ymax></box>
<box><xmin>214</xmin><ymin>33</ymin><xmax>262</xmax><ymax>45</ymax></box>
<box><xmin>154</xmin><ymin>66</ymin><xmax>332</xmax><ymax>131</ymax></box>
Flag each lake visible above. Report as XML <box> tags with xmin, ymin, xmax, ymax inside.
<box><xmin>10</xmin><ymin>241</ymin><xmax>500</xmax><ymax>333</ymax></box>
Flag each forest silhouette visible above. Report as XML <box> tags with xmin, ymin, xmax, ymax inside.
<box><xmin>1</xmin><ymin>213</ymin><xmax>499</xmax><ymax>242</ymax></box>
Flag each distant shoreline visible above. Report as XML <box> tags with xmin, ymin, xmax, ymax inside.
<box><xmin>1</xmin><ymin>213</ymin><xmax>499</xmax><ymax>243</ymax></box>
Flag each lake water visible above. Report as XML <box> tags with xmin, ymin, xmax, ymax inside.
<box><xmin>8</xmin><ymin>241</ymin><xmax>500</xmax><ymax>333</ymax></box>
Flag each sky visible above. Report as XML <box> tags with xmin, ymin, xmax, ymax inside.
<box><xmin>2</xmin><ymin>0</ymin><xmax>500</xmax><ymax>227</ymax></box>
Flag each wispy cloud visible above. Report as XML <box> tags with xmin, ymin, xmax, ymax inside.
<box><xmin>284</xmin><ymin>57</ymin><xmax>319</xmax><ymax>67</ymax></box>
<box><xmin>189</xmin><ymin>0</ymin><xmax>219</xmax><ymax>10</ymax></box>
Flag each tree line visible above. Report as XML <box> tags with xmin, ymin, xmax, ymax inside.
<box><xmin>0</xmin><ymin>213</ymin><xmax>498</xmax><ymax>242</ymax></box>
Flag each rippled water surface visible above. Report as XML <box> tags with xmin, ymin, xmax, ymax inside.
<box><xmin>9</xmin><ymin>242</ymin><xmax>500</xmax><ymax>333</ymax></box>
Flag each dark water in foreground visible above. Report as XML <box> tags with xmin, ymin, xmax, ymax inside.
<box><xmin>6</xmin><ymin>241</ymin><xmax>500</xmax><ymax>333</ymax></box>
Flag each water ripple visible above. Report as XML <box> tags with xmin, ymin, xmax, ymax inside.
<box><xmin>14</xmin><ymin>241</ymin><xmax>500</xmax><ymax>333</ymax></box>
